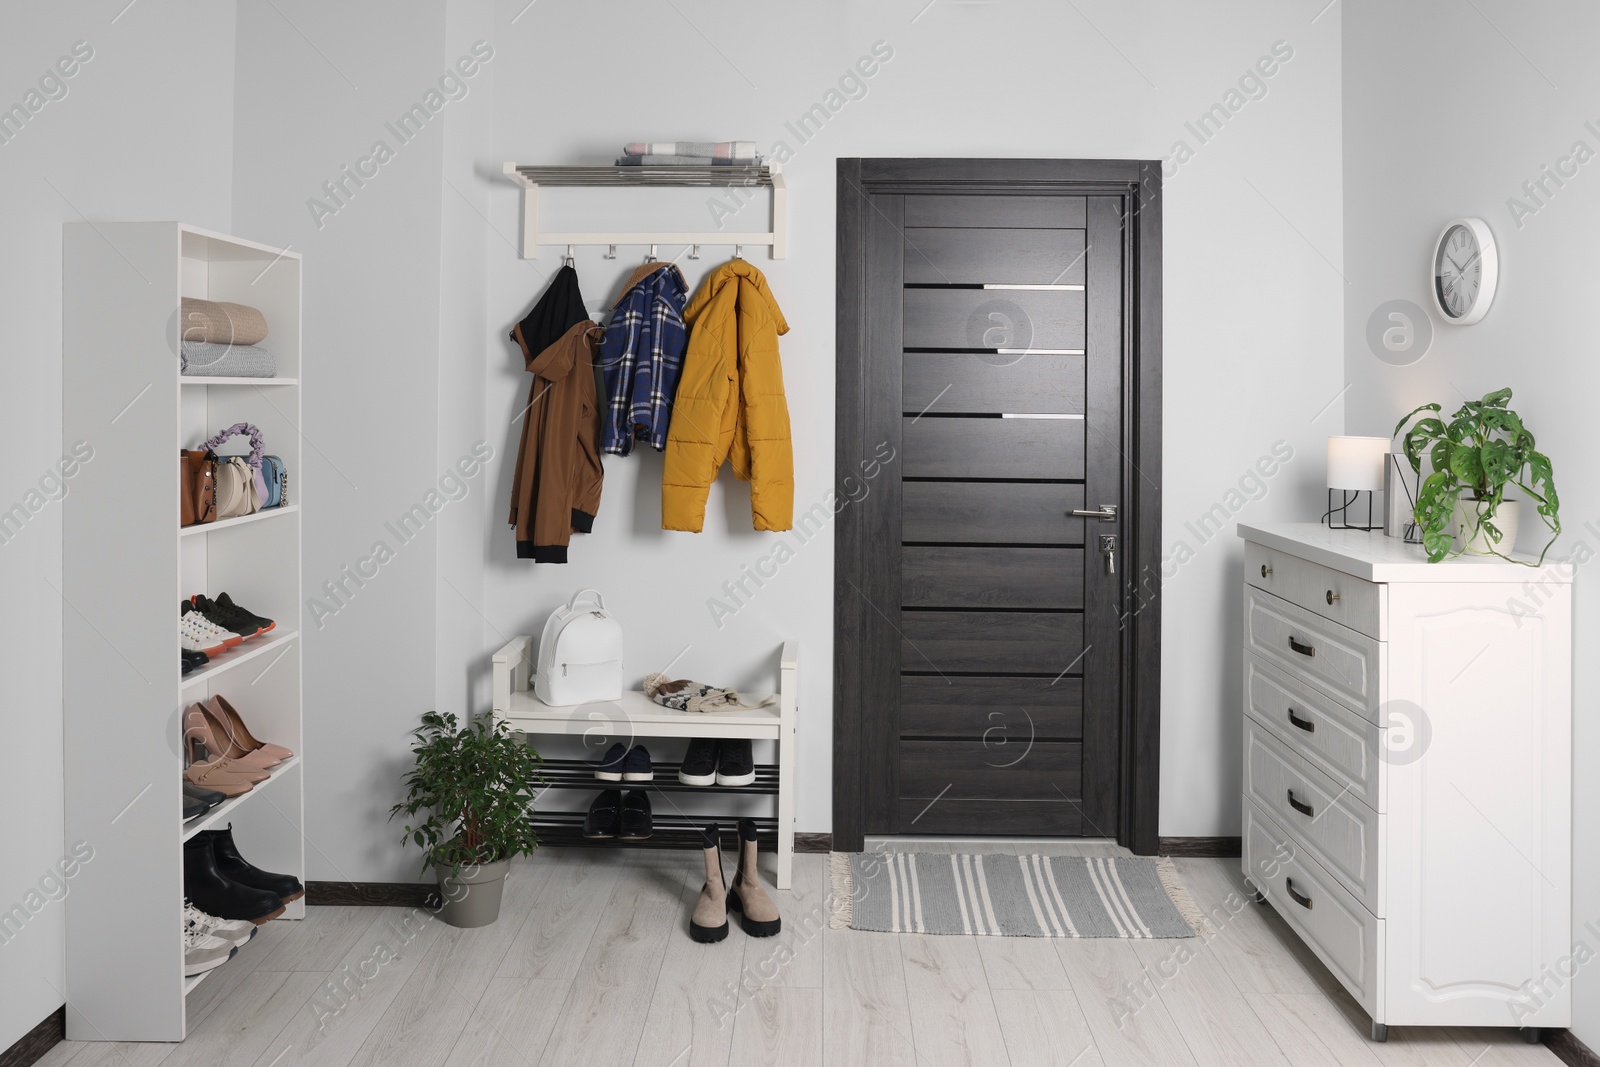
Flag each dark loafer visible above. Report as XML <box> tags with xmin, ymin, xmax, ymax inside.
<box><xmin>619</xmin><ymin>791</ymin><xmax>653</xmax><ymax>841</ymax></box>
<box><xmin>583</xmin><ymin>790</ymin><xmax>622</xmax><ymax>839</ymax></box>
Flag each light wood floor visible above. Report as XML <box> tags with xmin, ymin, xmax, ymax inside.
<box><xmin>36</xmin><ymin>842</ymin><xmax>1563</xmax><ymax>1067</ymax></box>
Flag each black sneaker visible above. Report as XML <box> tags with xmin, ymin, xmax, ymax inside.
<box><xmin>190</xmin><ymin>594</ymin><xmax>265</xmax><ymax>639</ymax></box>
<box><xmin>622</xmin><ymin>745</ymin><xmax>653</xmax><ymax>782</ymax></box>
<box><xmin>716</xmin><ymin>738</ymin><xmax>755</xmax><ymax>787</ymax></box>
<box><xmin>619</xmin><ymin>791</ymin><xmax>653</xmax><ymax>841</ymax></box>
<box><xmin>583</xmin><ymin>790</ymin><xmax>622</xmax><ymax>839</ymax></box>
<box><xmin>679</xmin><ymin>738</ymin><xmax>717</xmax><ymax>787</ymax></box>
<box><xmin>215</xmin><ymin>592</ymin><xmax>276</xmax><ymax>636</ymax></box>
<box><xmin>595</xmin><ymin>742</ymin><xmax>627</xmax><ymax>781</ymax></box>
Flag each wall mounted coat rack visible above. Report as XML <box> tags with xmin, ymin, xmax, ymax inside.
<box><xmin>501</xmin><ymin>161</ymin><xmax>787</xmax><ymax>260</ymax></box>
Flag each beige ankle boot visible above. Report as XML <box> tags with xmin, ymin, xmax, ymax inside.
<box><xmin>728</xmin><ymin>818</ymin><xmax>781</xmax><ymax>937</ymax></box>
<box><xmin>690</xmin><ymin>824</ymin><xmax>729</xmax><ymax>943</ymax></box>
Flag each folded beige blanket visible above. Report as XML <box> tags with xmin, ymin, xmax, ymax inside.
<box><xmin>180</xmin><ymin>297</ymin><xmax>268</xmax><ymax>346</ymax></box>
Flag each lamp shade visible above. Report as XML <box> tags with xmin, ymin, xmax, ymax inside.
<box><xmin>1327</xmin><ymin>436</ymin><xmax>1389</xmax><ymax>492</ymax></box>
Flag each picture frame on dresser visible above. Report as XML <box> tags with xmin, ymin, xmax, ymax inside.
<box><xmin>1236</xmin><ymin>523</ymin><xmax>1571</xmax><ymax>1043</ymax></box>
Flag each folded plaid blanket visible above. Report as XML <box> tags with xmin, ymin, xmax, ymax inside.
<box><xmin>616</xmin><ymin>154</ymin><xmax>760</xmax><ymax>166</ymax></box>
<box><xmin>623</xmin><ymin>141</ymin><xmax>756</xmax><ymax>160</ymax></box>
<box><xmin>180</xmin><ymin>340</ymin><xmax>276</xmax><ymax>378</ymax></box>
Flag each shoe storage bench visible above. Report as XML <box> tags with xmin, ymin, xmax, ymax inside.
<box><xmin>493</xmin><ymin>638</ymin><xmax>798</xmax><ymax>889</ymax></box>
<box><xmin>63</xmin><ymin>224</ymin><xmax>305</xmax><ymax>1042</ymax></box>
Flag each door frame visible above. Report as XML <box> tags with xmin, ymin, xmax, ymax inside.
<box><xmin>832</xmin><ymin>157</ymin><xmax>1163</xmax><ymax>854</ymax></box>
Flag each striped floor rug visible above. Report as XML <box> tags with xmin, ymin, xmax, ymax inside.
<box><xmin>829</xmin><ymin>852</ymin><xmax>1202</xmax><ymax>938</ymax></box>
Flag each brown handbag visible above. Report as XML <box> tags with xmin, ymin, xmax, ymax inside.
<box><xmin>181</xmin><ymin>449</ymin><xmax>217</xmax><ymax>527</ymax></box>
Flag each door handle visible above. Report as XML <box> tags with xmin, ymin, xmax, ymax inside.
<box><xmin>1070</xmin><ymin>505</ymin><xmax>1118</xmax><ymax>522</ymax></box>
<box><xmin>1285</xmin><ymin>877</ymin><xmax>1313</xmax><ymax>910</ymax></box>
<box><xmin>1099</xmin><ymin>534</ymin><xmax>1116</xmax><ymax>575</ymax></box>
<box><xmin>1287</xmin><ymin>636</ymin><xmax>1315</xmax><ymax>657</ymax></box>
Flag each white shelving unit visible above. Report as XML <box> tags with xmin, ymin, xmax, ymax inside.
<box><xmin>63</xmin><ymin>223</ymin><xmax>305</xmax><ymax>1042</ymax></box>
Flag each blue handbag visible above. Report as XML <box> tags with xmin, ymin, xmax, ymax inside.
<box><xmin>260</xmin><ymin>454</ymin><xmax>288</xmax><ymax>508</ymax></box>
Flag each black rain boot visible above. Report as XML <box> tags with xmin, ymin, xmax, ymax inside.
<box><xmin>206</xmin><ymin>825</ymin><xmax>304</xmax><ymax>903</ymax></box>
<box><xmin>184</xmin><ymin>834</ymin><xmax>285</xmax><ymax>925</ymax></box>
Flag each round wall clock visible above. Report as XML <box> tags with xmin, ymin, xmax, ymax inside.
<box><xmin>1431</xmin><ymin>217</ymin><xmax>1498</xmax><ymax>325</ymax></box>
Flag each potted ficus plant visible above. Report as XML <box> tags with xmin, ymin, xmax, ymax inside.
<box><xmin>1393</xmin><ymin>387</ymin><xmax>1560</xmax><ymax>564</ymax></box>
<box><xmin>390</xmin><ymin>710</ymin><xmax>542</xmax><ymax>928</ymax></box>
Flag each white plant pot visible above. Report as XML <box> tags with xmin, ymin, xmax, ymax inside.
<box><xmin>1452</xmin><ymin>497</ymin><xmax>1520</xmax><ymax>556</ymax></box>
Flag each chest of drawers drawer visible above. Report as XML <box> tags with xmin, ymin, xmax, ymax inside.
<box><xmin>1245</xmin><ymin>541</ymin><xmax>1384</xmax><ymax>639</ymax></box>
<box><xmin>1244</xmin><ymin>798</ymin><xmax>1380</xmax><ymax>1014</ymax></box>
<box><xmin>1245</xmin><ymin>653</ymin><xmax>1385</xmax><ymax>812</ymax></box>
<box><xmin>1244</xmin><ymin>716</ymin><xmax>1382</xmax><ymax>912</ymax></box>
<box><xmin>1244</xmin><ymin>586</ymin><xmax>1384</xmax><ymax>721</ymax></box>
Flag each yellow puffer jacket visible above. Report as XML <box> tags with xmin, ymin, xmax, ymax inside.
<box><xmin>663</xmin><ymin>260</ymin><xmax>792</xmax><ymax>531</ymax></box>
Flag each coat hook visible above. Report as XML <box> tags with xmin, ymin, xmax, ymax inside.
<box><xmin>604</xmin><ymin>244</ymin><xmax>617</xmax><ymax>259</ymax></box>
<box><xmin>645</xmin><ymin>244</ymin><xmax>657</xmax><ymax>262</ymax></box>
<box><xmin>562</xmin><ymin>244</ymin><xmax>575</xmax><ymax>267</ymax></box>
<box><xmin>734</xmin><ymin>244</ymin><xmax>744</xmax><ymax>260</ymax></box>
<box><xmin>689</xmin><ymin>244</ymin><xmax>701</xmax><ymax>259</ymax></box>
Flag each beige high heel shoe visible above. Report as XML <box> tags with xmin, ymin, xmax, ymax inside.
<box><xmin>185</xmin><ymin>703</ymin><xmax>278</xmax><ymax>769</ymax></box>
<box><xmin>206</xmin><ymin>695</ymin><xmax>293</xmax><ymax>762</ymax></box>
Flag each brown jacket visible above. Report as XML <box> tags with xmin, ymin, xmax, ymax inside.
<box><xmin>508</xmin><ymin>319</ymin><xmax>605</xmax><ymax>562</ymax></box>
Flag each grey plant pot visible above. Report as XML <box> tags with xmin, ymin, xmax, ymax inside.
<box><xmin>433</xmin><ymin>858</ymin><xmax>509</xmax><ymax>928</ymax></box>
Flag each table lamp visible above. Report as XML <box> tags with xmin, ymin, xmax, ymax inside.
<box><xmin>1326</xmin><ymin>435</ymin><xmax>1389</xmax><ymax>530</ymax></box>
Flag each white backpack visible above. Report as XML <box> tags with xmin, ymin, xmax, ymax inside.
<box><xmin>534</xmin><ymin>589</ymin><xmax>623</xmax><ymax>706</ymax></box>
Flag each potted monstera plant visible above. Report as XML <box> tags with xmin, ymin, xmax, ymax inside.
<box><xmin>391</xmin><ymin>711</ymin><xmax>542</xmax><ymax>928</ymax></box>
<box><xmin>1393</xmin><ymin>387</ymin><xmax>1560</xmax><ymax>564</ymax></box>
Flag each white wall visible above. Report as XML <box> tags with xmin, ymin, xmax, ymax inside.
<box><xmin>482</xmin><ymin>0</ymin><xmax>1343</xmax><ymax>837</ymax></box>
<box><xmin>0</xmin><ymin>3</ymin><xmax>237</xmax><ymax>1050</ymax></box>
<box><xmin>231</xmin><ymin>0</ymin><xmax>457</xmax><ymax>883</ymax></box>
<box><xmin>1341</xmin><ymin>0</ymin><xmax>1600</xmax><ymax>1045</ymax></box>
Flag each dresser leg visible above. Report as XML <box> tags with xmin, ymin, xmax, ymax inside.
<box><xmin>1370</xmin><ymin>1022</ymin><xmax>1388</xmax><ymax>1043</ymax></box>
<box><xmin>1522</xmin><ymin>1028</ymin><xmax>1542</xmax><ymax>1044</ymax></box>
<box><xmin>1243</xmin><ymin>878</ymin><xmax>1266</xmax><ymax>905</ymax></box>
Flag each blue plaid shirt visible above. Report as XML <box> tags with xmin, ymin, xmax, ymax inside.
<box><xmin>599</xmin><ymin>266</ymin><xmax>688</xmax><ymax>455</ymax></box>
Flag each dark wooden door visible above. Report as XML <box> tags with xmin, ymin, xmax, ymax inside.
<box><xmin>852</xmin><ymin>190</ymin><xmax>1128</xmax><ymax>838</ymax></box>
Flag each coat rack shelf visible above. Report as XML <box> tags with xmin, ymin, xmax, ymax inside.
<box><xmin>502</xmin><ymin>161</ymin><xmax>786</xmax><ymax>260</ymax></box>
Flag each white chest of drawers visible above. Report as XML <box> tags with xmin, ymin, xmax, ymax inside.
<box><xmin>1235</xmin><ymin>523</ymin><xmax>1572</xmax><ymax>1040</ymax></box>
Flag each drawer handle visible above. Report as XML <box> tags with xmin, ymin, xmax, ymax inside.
<box><xmin>1325</xmin><ymin>589</ymin><xmax>1339</xmax><ymax>605</ymax></box>
<box><xmin>1286</xmin><ymin>789</ymin><xmax>1315</xmax><ymax>818</ymax></box>
<box><xmin>1287</xmin><ymin>708</ymin><xmax>1316</xmax><ymax>733</ymax></box>
<box><xmin>1287</xmin><ymin>636</ymin><xmax>1315</xmax><ymax>657</ymax></box>
<box><xmin>1260</xmin><ymin>564</ymin><xmax>1273</xmax><ymax>578</ymax></box>
<box><xmin>1285</xmin><ymin>877</ymin><xmax>1313</xmax><ymax>910</ymax></box>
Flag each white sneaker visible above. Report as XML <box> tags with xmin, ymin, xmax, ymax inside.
<box><xmin>185</xmin><ymin>899</ymin><xmax>255</xmax><ymax>951</ymax></box>
<box><xmin>183</xmin><ymin>922</ymin><xmax>235</xmax><ymax>976</ymax></box>
<box><xmin>181</xmin><ymin>605</ymin><xmax>240</xmax><ymax>655</ymax></box>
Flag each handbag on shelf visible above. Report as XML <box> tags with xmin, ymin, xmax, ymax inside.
<box><xmin>180</xmin><ymin>449</ymin><xmax>217</xmax><ymax>527</ymax></box>
<box><xmin>260</xmin><ymin>454</ymin><xmax>288</xmax><ymax>509</ymax></box>
<box><xmin>200</xmin><ymin>423</ymin><xmax>267</xmax><ymax>521</ymax></box>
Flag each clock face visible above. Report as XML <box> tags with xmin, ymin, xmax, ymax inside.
<box><xmin>1435</xmin><ymin>224</ymin><xmax>1482</xmax><ymax>320</ymax></box>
